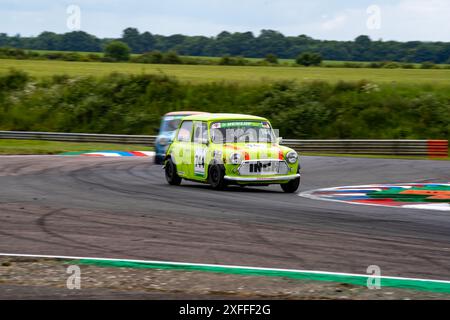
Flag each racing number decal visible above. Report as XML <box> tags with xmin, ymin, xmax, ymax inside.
<box><xmin>194</xmin><ymin>148</ymin><xmax>206</xmax><ymax>175</ymax></box>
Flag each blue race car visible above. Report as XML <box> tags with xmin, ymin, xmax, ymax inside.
<box><xmin>154</xmin><ymin>111</ymin><xmax>208</xmax><ymax>164</ymax></box>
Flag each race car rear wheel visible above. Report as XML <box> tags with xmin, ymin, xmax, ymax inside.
<box><xmin>208</xmin><ymin>164</ymin><xmax>227</xmax><ymax>190</ymax></box>
<box><xmin>165</xmin><ymin>158</ymin><xmax>182</xmax><ymax>186</ymax></box>
<box><xmin>281</xmin><ymin>175</ymin><xmax>300</xmax><ymax>193</ymax></box>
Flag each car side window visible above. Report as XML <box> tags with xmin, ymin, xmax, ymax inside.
<box><xmin>177</xmin><ymin>121</ymin><xmax>193</xmax><ymax>142</ymax></box>
<box><xmin>202</xmin><ymin>123</ymin><xmax>208</xmax><ymax>142</ymax></box>
<box><xmin>193</xmin><ymin>122</ymin><xmax>208</xmax><ymax>144</ymax></box>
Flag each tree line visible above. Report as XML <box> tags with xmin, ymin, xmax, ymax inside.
<box><xmin>1</xmin><ymin>28</ymin><xmax>450</xmax><ymax>63</ymax></box>
<box><xmin>2</xmin><ymin>45</ymin><xmax>446</xmax><ymax>69</ymax></box>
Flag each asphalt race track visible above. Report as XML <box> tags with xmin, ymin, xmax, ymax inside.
<box><xmin>0</xmin><ymin>156</ymin><xmax>449</xmax><ymax>280</ymax></box>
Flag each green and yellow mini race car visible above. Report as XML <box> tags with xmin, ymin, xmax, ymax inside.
<box><xmin>164</xmin><ymin>113</ymin><xmax>301</xmax><ymax>193</ymax></box>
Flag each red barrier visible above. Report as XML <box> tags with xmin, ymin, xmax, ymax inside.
<box><xmin>428</xmin><ymin>140</ymin><xmax>449</xmax><ymax>158</ymax></box>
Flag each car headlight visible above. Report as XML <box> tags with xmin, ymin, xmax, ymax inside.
<box><xmin>229</xmin><ymin>153</ymin><xmax>242</xmax><ymax>165</ymax></box>
<box><xmin>158</xmin><ymin>137</ymin><xmax>169</xmax><ymax>146</ymax></box>
<box><xmin>286</xmin><ymin>151</ymin><xmax>298</xmax><ymax>164</ymax></box>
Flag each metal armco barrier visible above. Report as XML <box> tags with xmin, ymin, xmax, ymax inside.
<box><xmin>0</xmin><ymin>131</ymin><xmax>448</xmax><ymax>157</ymax></box>
<box><xmin>283</xmin><ymin>139</ymin><xmax>449</xmax><ymax>157</ymax></box>
<box><xmin>0</xmin><ymin>131</ymin><xmax>156</xmax><ymax>145</ymax></box>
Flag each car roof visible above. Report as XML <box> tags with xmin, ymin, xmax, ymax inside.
<box><xmin>182</xmin><ymin>113</ymin><xmax>268</xmax><ymax>122</ymax></box>
<box><xmin>164</xmin><ymin>111</ymin><xmax>209</xmax><ymax>117</ymax></box>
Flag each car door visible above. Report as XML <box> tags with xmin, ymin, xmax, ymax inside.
<box><xmin>191</xmin><ymin>121</ymin><xmax>209</xmax><ymax>180</ymax></box>
<box><xmin>172</xmin><ymin>120</ymin><xmax>193</xmax><ymax>177</ymax></box>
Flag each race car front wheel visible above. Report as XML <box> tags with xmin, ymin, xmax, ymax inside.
<box><xmin>208</xmin><ymin>164</ymin><xmax>227</xmax><ymax>190</ymax></box>
<box><xmin>281</xmin><ymin>170</ymin><xmax>301</xmax><ymax>193</ymax></box>
<box><xmin>281</xmin><ymin>177</ymin><xmax>300</xmax><ymax>193</ymax></box>
<box><xmin>165</xmin><ymin>158</ymin><xmax>182</xmax><ymax>186</ymax></box>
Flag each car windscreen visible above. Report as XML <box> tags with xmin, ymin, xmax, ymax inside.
<box><xmin>210</xmin><ymin>121</ymin><xmax>276</xmax><ymax>144</ymax></box>
<box><xmin>160</xmin><ymin>115</ymin><xmax>185</xmax><ymax>134</ymax></box>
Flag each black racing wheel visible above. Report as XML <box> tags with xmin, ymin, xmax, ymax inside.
<box><xmin>281</xmin><ymin>170</ymin><xmax>301</xmax><ymax>193</ymax></box>
<box><xmin>208</xmin><ymin>164</ymin><xmax>227</xmax><ymax>190</ymax></box>
<box><xmin>165</xmin><ymin>158</ymin><xmax>182</xmax><ymax>186</ymax></box>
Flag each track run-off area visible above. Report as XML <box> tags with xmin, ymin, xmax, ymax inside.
<box><xmin>0</xmin><ymin>155</ymin><xmax>450</xmax><ymax>285</ymax></box>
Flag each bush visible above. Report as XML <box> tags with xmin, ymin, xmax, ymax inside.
<box><xmin>162</xmin><ymin>51</ymin><xmax>182</xmax><ymax>64</ymax></box>
<box><xmin>100</xmin><ymin>56</ymin><xmax>117</xmax><ymax>63</ymax></box>
<box><xmin>219</xmin><ymin>55</ymin><xmax>250</xmax><ymax>66</ymax></box>
<box><xmin>62</xmin><ymin>52</ymin><xmax>82</xmax><ymax>61</ymax></box>
<box><xmin>342</xmin><ymin>62</ymin><xmax>363</xmax><ymax>68</ymax></box>
<box><xmin>265</xmin><ymin>54</ymin><xmax>279</xmax><ymax>64</ymax></box>
<box><xmin>86</xmin><ymin>53</ymin><xmax>102</xmax><ymax>62</ymax></box>
<box><xmin>334</xmin><ymin>80</ymin><xmax>360</xmax><ymax>92</ymax></box>
<box><xmin>296</xmin><ymin>52</ymin><xmax>323</xmax><ymax>66</ymax></box>
<box><xmin>421</xmin><ymin>61</ymin><xmax>436</xmax><ymax>69</ymax></box>
<box><xmin>0</xmin><ymin>69</ymin><xmax>449</xmax><ymax>140</ymax></box>
<box><xmin>44</xmin><ymin>52</ymin><xmax>64</xmax><ymax>60</ymax></box>
<box><xmin>51</xmin><ymin>74</ymin><xmax>71</xmax><ymax>84</ymax></box>
<box><xmin>0</xmin><ymin>69</ymin><xmax>30</xmax><ymax>91</ymax></box>
<box><xmin>219</xmin><ymin>55</ymin><xmax>256</xmax><ymax>66</ymax></box>
<box><xmin>367</xmin><ymin>61</ymin><xmax>415</xmax><ymax>69</ymax></box>
<box><xmin>132</xmin><ymin>51</ymin><xmax>164</xmax><ymax>64</ymax></box>
<box><xmin>219</xmin><ymin>55</ymin><xmax>233</xmax><ymax>65</ymax></box>
<box><xmin>0</xmin><ymin>48</ymin><xmax>29</xmax><ymax>59</ymax></box>
<box><xmin>368</xmin><ymin>62</ymin><xmax>383</xmax><ymax>68</ymax></box>
<box><xmin>383</xmin><ymin>61</ymin><xmax>401</xmax><ymax>69</ymax></box>
<box><xmin>181</xmin><ymin>57</ymin><xmax>215</xmax><ymax>65</ymax></box>
<box><xmin>104</xmin><ymin>41</ymin><xmax>131</xmax><ymax>62</ymax></box>
<box><xmin>401</xmin><ymin>63</ymin><xmax>415</xmax><ymax>69</ymax></box>
<box><xmin>132</xmin><ymin>50</ymin><xmax>183</xmax><ymax>64</ymax></box>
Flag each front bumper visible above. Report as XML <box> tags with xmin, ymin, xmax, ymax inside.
<box><xmin>154</xmin><ymin>154</ymin><xmax>166</xmax><ymax>165</ymax></box>
<box><xmin>224</xmin><ymin>174</ymin><xmax>300</xmax><ymax>183</ymax></box>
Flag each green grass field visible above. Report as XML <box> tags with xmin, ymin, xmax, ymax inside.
<box><xmin>0</xmin><ymin>139</ymin><xmax>153</xmax><ymax>155</ymax></box>
<box><xmin>2</xmin><ymin>58</ymin><xmax>450</xmax><ymax>84</ymax></box>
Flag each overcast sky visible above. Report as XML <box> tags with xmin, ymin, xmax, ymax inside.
<box><xmin>1</xmin><ymin>0</ymin><xmax>450</xmax><ymax>41</ymax></box>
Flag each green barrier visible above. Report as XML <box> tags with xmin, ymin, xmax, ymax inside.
<box><xmin>76</xmin><ymin>259</ymin><xmax>450</xmax><ymax>294</ymax></box>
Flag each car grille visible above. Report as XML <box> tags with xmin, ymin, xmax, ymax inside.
<box><xmin>238</xmin><ymin>160</ymin><xmax>290</xmax><ymax>176</ymax></box>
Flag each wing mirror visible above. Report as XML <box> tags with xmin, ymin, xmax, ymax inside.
<box><xmin>277</xmin><ymin>137</ymin><xmax>283</xmax><ymax>144</ymax></box>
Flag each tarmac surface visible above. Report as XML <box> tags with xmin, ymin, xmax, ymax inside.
<box><xmin>0</xmin><ymin>155</ymin><xmax>449</xmax><ymax>293</ymax></box>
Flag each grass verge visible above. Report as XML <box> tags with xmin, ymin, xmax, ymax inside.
<box><xmin>0</xmin><ymin>139</ymin><xmax>153</xmax><ymax>155</ymax></box>
<box><xmin>76</xmin><ymin>259</ymin><xmax>450</xmax><ymax>294</ymax></box>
